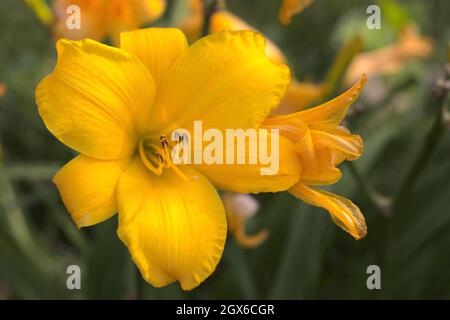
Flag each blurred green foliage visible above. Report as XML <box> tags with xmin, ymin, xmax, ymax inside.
<box><xmin>0</xmin><ymin>0</ymin><xmax>449</xmax><ymax>299</ymax></box>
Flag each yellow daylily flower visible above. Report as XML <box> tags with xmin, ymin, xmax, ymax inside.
<box><xmin>222</xmin><ymin>193</ymin><xmax>268</xmax><ymax>248</ymax></box>
<box><xmin>279</xmin><ymin>0</ymin><xmax>314</xmax><ymax>26</ymax></box>
<box><xmin>36</xmin><ymin>27</ymin><xmax>367</xmax><ymax>289</ymax></box>
<box><xmin>52</xmin><ymin>0</ymin><xmax>166</xmax><ymax>44</ymax></box>
<box><xmin>262</xmin><ymin>74</ymin><xmax>368</xmax><ymax>239</ymax></box>
<box><xmin>344</xmin><ymin>24</ymin><xmax>433</xmax><ymax>85</ymax></box>
<box><xmin>36</xmin><ymin>28</ymin><xmax>294</xmax><ymax>290</ymax></box>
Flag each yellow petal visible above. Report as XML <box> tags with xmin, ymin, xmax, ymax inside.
<box><xmin>117</xmin><ymin>159</ymin><xmax>227</xmax><ymax>290</ymax></box>
<box><xmin>36</xmin><ymin>39</ymin><xmax>155</xmax><ymax>160</ymax></box>
<box><xmin>299</xmin><ymin>148</ymin><xmax>343</xmax><ymax>185</ymax></box>
<box><xmin>261</xmin><ymin>118</ymin><xmax>341</xmax><ymax>185</ymax></box>
<box><xmin>195</xmin><ymin>136</ymin><xmax>302</xmax><ymax>193</ymax></box>
<box><xmin>263</xmin><ymin>119</ymin><xmax>343</xmax><ymax>185</ymax></box>
<box><xmin>290</xmin><ymin>74</ymin><xmax>367</xmax><ymax>130</ymax></box>
<box><xmin>261</xmin><ymin>75</ymin><xmax>366</xmax><ymax>137</ymax></box>
<box><xmin>279</xmin><ymin>0</ymin><xmax>314</xmax><ymax>25</ymax></box>
<box><xmin>210</xmin><ymin>10</ymin><xmax>287</xmax><ymax>65</ymax></box>
<box><xmin>311</xmin><ymin>127</ymin><xmax>363</xmax><ymax>161</ymax></box>
<box><xmin>263</xmin><ymin>77</ymin><xmax>365</xmax><ymax>185</ymax></box>
<box><xmin>53</xmin><ymin>155</ymin><xmax>131</xmax><ymax>228</ymax></box>
<box><xmin>120</xmin><ymin>28</ymin><xmax>188</xmax><ymax>89</ymax></box>
<box><xmin>289</xmin><ymin>183</ymin><xmax>367</xmax><ymax>239</ymax></box>
<box><xmin>150</xmin><ymin>31</ymin><xmax>290</xmax><ymax>134</ymax></box>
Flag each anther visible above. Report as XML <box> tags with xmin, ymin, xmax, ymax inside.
<box><xmin>160</xmin><ymin>135</ymin><xmax>169</xmax><ymax>148</ymax></box>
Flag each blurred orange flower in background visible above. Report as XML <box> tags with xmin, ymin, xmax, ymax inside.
<box><xmin>177</xmin><ymin>0</ymin><xmax>204</xmax><ymax>43</ymax></box>
<box><xmin>222</xmin><ymin>193</ymin><xmax>268</xmax><ymax>248</ymax></box>
<box><xmin>278</xmin><ymin>0</ymin><xmax>314</xmax><ymax>25</ymax></box>
<box><xmin>345</xmin><ymin>25</ymin><xmax>433</xmax><ymax>85</ymax></box>
<box><xmin>52</xmin><ymin>0</ymin><xmax>166</xmax><ymax>44</ymax></box>
<box><xmin>0</xmin><ymin>83</ymin><xmax>6</xmax><ymax>98</ymax></box>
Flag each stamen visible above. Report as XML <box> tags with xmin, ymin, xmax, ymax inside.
<box><xmin>148</xmin><ymin>142</ymin><xmax>191</xmax><ymax>181</ymax></box>
<box><xmin>138</xmin><ymin>139</ymin><xmax>163</xmax><ymax>175</ymax></box>
<box><xmin>138</xmin><ymin>134</ymin><xmax>193</xmax><ymax>181</ymax></box>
